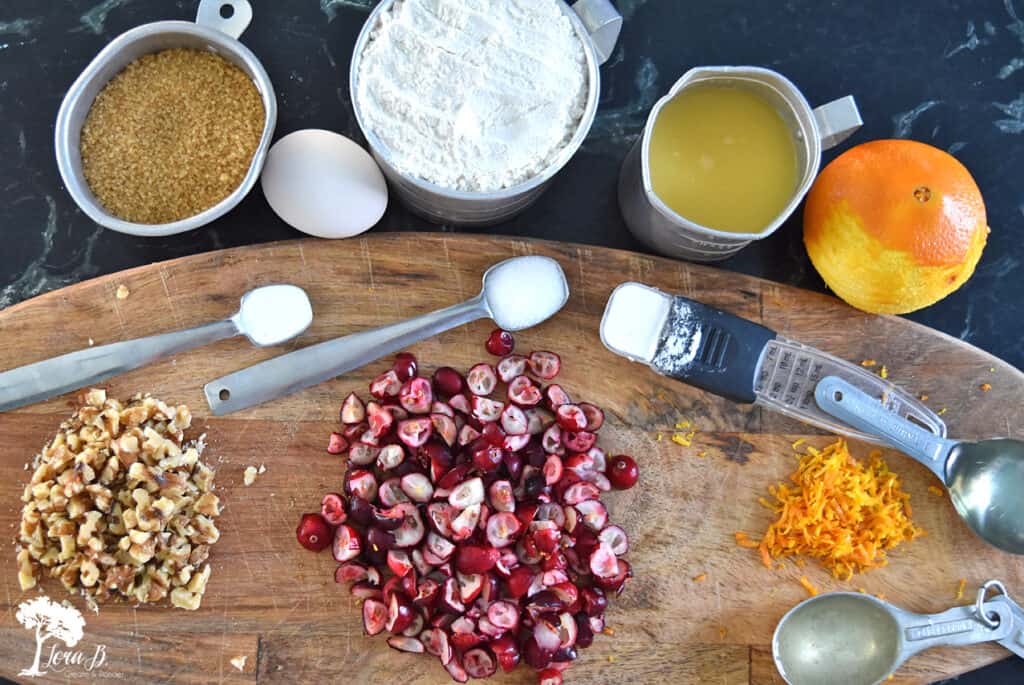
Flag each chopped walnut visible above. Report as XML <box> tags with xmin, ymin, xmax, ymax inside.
<box><xmin>15</xmin><ymin>391</ymin><xmax>220</xmax><ymax>609</ymax></box>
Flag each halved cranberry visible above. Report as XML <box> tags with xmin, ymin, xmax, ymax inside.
<box><xmin>370</xmin><ymin>370</ymin><xmax>401</xmax><ymax>398</ymax></box>
<box><xmin>445</xmin><ymin>655</ymin><xmax>469</xmax><ymax>683</ymax></box>
<box><xmin>327</xmin><ymin>431</ymin><xmax>348</xmax><ymax>455</ymax></box>
<box><xmin>599</xmin><ymin>524</ymin><xmax>629</xmax><ymax>555</ymax></box>
<box><xmin>467</xmin><ymin>363</ymin><xmax>497</xmax><ymax>396</ymax></box>
<box><xmin>334</xmin><ymin>561</ymin><xmax>369</xmax><ymax>584</ymax></box>
<box><xmin>471</xmin><ymin>395</ymin><xmax>504</xmax><ymax>422</ymax></box>
<box><xmin>427</xmin><ymin>503</ymin><xmax>456</xmax><ymax>537</ymax></box>
<box><xmin>296</xmin><ymin>513</ymin><xmax>332</xmax><ymax>552</ymax></box>
<box><xmin>497</xmin><ymin>354</ymin><xmax>528</xmax><ymax>382</ymax></box>
<box><xmin>378</xmin><ymin>478</ymin><xmax>409</xmax><ymax>507</ymax></box>
<box><xmin>456</xmin><ymin>571</ymin><xmax>484</xmax><ymax>603</ymax></box>
<box><xmin>486</xmin><ymin>600</ymin><xmax>519</xmax><ymax>630</ymax></box>
<box><xmin>377</xmin><ymin>444</ymin><xmax>405</xmax><ymax>470</ymax></box>
<box><xmin>421</xmin><ymin>627</ymin><xmax>452</xmax><ymax>664</ymax></box>
<box><xmin>539</xmin><ymin>668</ymin><xmax>563</xmax><ymax>685</ymax></box>
<box><xmin>456</xmin><ymin>544</ymin><xmax>499</xmax><ymax>574</ymax></box>
<box><xmin>503</xmin><ymin>433</ymin><xmax>530</xmax><ymax>452</ymax></box>
<box><xmin>575</xmin><ymin>499</ymin><xmax>608</xmax><ymax>531</ymax></box>
<box><xmin>463</xmin><ymin>646</ymin><xmax>498</xmax><ymax>678</ymax></box>
<box><xmin>507</xmin><ymin>375</ymin><xmax>542</xmax><ymax>406</ymax></box>
<box><xmin>458</xmin><ymin>424</ymin><xmax>482</xmax><ymax>447</ymax></box>
<box><xmin>490</xmin><ymin>635</ymin><xmax>520</xmax><ymax>672</ymax></box>
<box><xmin>366</xmin><ymin>401</ymin><xmax>394</xmax><ymax>437</ymax></box>
<box><xmin>524</xmin><ymin>407</ymin><xmax>552</xmax><ymax>435</ymax></box>
<box><xmin>543</xmin><ymin>384</ymin><xmax>571</xmax><ymax>409</ymax></box>
<box><xmin>347</xmin><ymin>469</ymin><xmax>378</xmax><ymax>502</ymax></box>
<box><xmin>449</xmin><ymin>477</ymin><xmax>485</xmax><ymax>509</ymax></box>
<box><xmin>399</xmin><ymin>378</ymin><xmax>433</xmax><ymax>414</ymax></box>
<box><xmin>543</xmin><ymin>455</ymin><xmax>564</xmax><ymax>486</ymax></box>
<box><xmin>426</xmin><ymin>531</ymin><xmax>456</xmax><ymax>561</ymax></box>
<box><xmin>348</xmin><ymin>443</ymin><xmax>379</xmax><ymax>466</ymax></box>
<box><xmin>342</xmin><ymin>421</ymin><xmax>368</xmax><ymax>442</ymax></box>
<box><xmin>488</xmin><ymin>480</ymin><xmax>515</xmax><ymax>512</ymax></box>
<box><xmin>387</xmin><ymin>550</ymin><xmax>414</xmax><ymax>577</ymax></box>
<box><xmin>556</xmin><ymin>404</ymin><xmax>588</xmax><ymax>431</ymax></box>
<box><xmin>589</xmin><ymin>541</ymin><xmax>620</xmax><ymax>578</ymax></box>
<box><xmin>340</xmin><ymin>392</ymin><xmax>366</xmax><ymax>424</ymax></box>
<box><xmin>400</xmin><ymin>473</ymin><xmax>434</xmax><ymax>502</ymax></box>
<box><xmin>386</xmin><ymin>635</ymin><xmax>423</xmax><ymax>653</ymax></box>
<box><xmin>578</xmin><ymin>402</ymin><xmax>604</xmax><ymax>431</ymax></box>
<box><xmin>448</xmin><ymin>393</ymin><xmax>471</xmax><ymax>414</ymax></box>
<box><xmin>607</xmin><ymin>454</ymin><xmax>639</xmax><ymax>489</ymax></box>
<box><xmin>486</xmin><ymin>328</ymin><xmax>515</xmax><ymax>356</ymax></box>
<box><xmin>542</xmin><ymin>424</ymin><xmax>565</xmax><ymax>455</ymax></box>
<box><xmin>352</xmin><ymin>582</ymin><xmax>383</xmax><ymax>601</ymax></box>
<box><xmin>433</xmin><ymin>366</ymin><xmax>465</xmax><ymax>396</ymax></box>
<box><xmin>397</xmin><ymin>417</ymin><xmax>433</xmax><ymax>448</ymax></box>
<box><xmin>332</xmin><ymin>524</ymin><xmax>361</xmax><ymax>562</ymax></box>
<box><xmin>562</xmin><ymin>430</ymin><xmax>596</xmax><ymax>453</ymax></box>
<box><xmin>363</xmin><ymin>598</ymin><xmax>387</xmax><ymax>635</ymax></box>
<box><xmin>393</xmin><ymin>352</ymin><xmax>418</xmax><ymax>382</ymax></box>
<box><xmin>441</xmin><ymin>577</ymin><xmax>465</xmax><ymax>613</ymax></box>
<box><xmin>594</xmin><ymin>558</ymin><xmax>632</xmax><ymax>594</ymax></box>
<box><xmin>486</xmin><ymin>512</ymin><xmax>522</xmax><ymax>548</ymax></box>
<box><xmin>431</xmin><ymin>400</ymin><xmax>455</xmax><ymax>417</ymax></box>
<box><xmin>372</xmin><ymin>506</ymin><xmax>405</xmax><ymax>532</ymax></box>
<box><xmin>451</xmin><ymin>504</ymin><xmax>482</xmax><ymax>540</ymax></box>
<box><xmin>392</xmin><ymin>504</ymin><xmax>426</xmax><ymax>548</ymax></box>
<box><xmin>531</xmin><ymin>522</ymin><xmax>562</xmax><ymax>554</ymax></box>
<box><xmin>386</xmin><ymin>592</ymin><xmax>416</xmax><ymax>633</ymax></box>
<box><xmin>358</xmin><ymin>427</ymin><xmax>380</xmax><ymax>447</ymax></box>
<box><xmin>321</xmin><ymin>493</ymin><xmax>347</xmax><ymax>526</ymax></box>
<box><xmin>430</xmin><ymin>413</ymin><xmax>457</xmax><ymax>446</ymax></box>
<box><xmin>587</xmin><ymin>446</ymin><xmax>608</xmax><ymax>472</ymax></box>
<box><xmin>528</xmin><ymin>351</ymin><xmax>562</xmax><ymax>379</ymax></box>
<box><xmin>500</xmin><ymin>404</ymin><xmax>529</xmax><ymax>435</ymax></box>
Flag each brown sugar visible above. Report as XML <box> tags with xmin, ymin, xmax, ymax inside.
<box><xmin>80</xmin><ymin>48</ymin><xmax>264</xmax><ymax>224</ymax></box>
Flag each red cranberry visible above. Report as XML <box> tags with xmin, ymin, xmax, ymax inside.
<box><xmin>393</xmin><ymin>352</ymin><xmax>418</xmax><ymax>381</ymax></box>
<box><xmin>486</xmin><ymin>328</ymin><xmax>515</xmax><ymax>356</ymax></box>
<box><xmin>321</xmin><ymin>493</ymin><xmax>347</xmax><ymax>526</ymax></box>
<box><xmin>433</xmin><ymin>366</ymin><xmax>465</xmax><ymax>396</ymax></box>
<box><xmin>296</xmin><ymin>513</ymin><xmax>332</xmax><ymax>552</ymax></box>
<box><xmin>607</xmin><ymin>455</ymin><xmax>639</xmax><ymax>489</ymax></box>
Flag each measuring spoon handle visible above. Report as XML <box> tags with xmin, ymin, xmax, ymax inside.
<box><xmin>0</xmin><ymin>318</ymin><xmax>239</xmax><ymax>412</ymax></box>
<box><xmin>990</xmin><ymin>595</ymin><xmax>1024</xmax><ymax>659</ymax></box>
<box><xmin>204</xmin><ymin>296</ymin><xmax>489</xmax><ymax>415</ymax></box>
<box><xmin>894</xmin><ymin>602</ymin><xmax>1014</xmax><ymax>661</ymax></box>
<box><xmin>815</xmin><ymin>376</ymin><xmax>958</xmax><ymax>482</ymax></box>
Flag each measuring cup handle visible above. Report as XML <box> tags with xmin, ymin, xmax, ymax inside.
<box><xmin>571</xmin><ymin>0</ymin><xmax>623</xmax><ymax>65</ymax></box>
<box><xmin>813</xmin><ymin>95</ymin><xmax>862</xmax><ymax>150</ymax></box>
<box><xmin>895</xmin><ymin>603</ymin><xmax>1014</xmax><ymax>661</ymax></box>
<box><xmin>196</xmin><ymin>0</ymin><xmax>253</xmax><ymax>39</ymax></box>
<box><xmin>815</xmin><ymin>376</ymin><xmax>957</xmax><ymax>481</ymax></box>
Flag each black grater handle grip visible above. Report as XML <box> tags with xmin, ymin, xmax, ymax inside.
<box><xmin>651</xmin><ymin>296</ymin><xmax>776</xmax><ymax>404</ymax></box>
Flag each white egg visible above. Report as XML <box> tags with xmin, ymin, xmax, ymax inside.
<box><xmin>260</xmin><ymin>129</ymin><xmax>388</xmax><ymax>239</ymax></box>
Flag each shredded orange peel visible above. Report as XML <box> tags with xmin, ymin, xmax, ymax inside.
<box><xmin>738</xmin><ymin>439</ymin><xmax>923</xmax><ymax>580</ymax></box>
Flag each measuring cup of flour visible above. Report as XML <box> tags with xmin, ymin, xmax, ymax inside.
<box><xmin>350</xmin><ymin>0</ymin><xmax>622</xmax><ymax>226</ymax></box>
<box><xmin>618</xmin><ymin>66</ymin><xmax>861</xmax><ymax>262</ymax></box>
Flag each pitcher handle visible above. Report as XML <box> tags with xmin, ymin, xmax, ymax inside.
<box><xmin>571</xmin><ymin>0</ymin><xmax>622</xmax><ymax>65</ymax></box>
<box><xmin>196</xmin><ymin>0</ymin><xmax>253</xmax><ymax>39</ymax></box>
<box><xmin>813</xmin><ymin>95</ymin><xmax>862</xmax><ymax>150</ymax></box>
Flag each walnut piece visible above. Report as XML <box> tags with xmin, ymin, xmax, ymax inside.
<box><xmin>15</xmin><ymin>391</ymin><xmax>220</xmax><ymax>611</ymax></box>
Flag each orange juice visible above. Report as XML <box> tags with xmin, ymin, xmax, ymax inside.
<box><xmin>648</xmin><ymin>85</ymin><xmax>799</xmax><ymax>234</ymax></box>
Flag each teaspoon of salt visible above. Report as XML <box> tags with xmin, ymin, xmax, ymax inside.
<box><xmin>205</xmin><ymin>256</ymin><xmax>569</xmax><ymax>415</ymax></box>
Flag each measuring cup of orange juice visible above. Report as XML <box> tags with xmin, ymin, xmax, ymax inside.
<box><xmin>618</xmin><ymin>66</ymin><xmax>861</xmax><ymax>262</ymax></box>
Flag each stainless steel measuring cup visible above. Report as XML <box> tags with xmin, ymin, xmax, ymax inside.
<box><xmin>349</xmin><ymin>0</ymin><xmax>622</xmax><ymax>227</ymax></box>
<box><xmin>618</xmin><ymin>66</ymin><xmax>862</xmax><ymax>262</ymax></box>
<box><xmin>55</xmin><ymin>0</ymin><xmax>277</xmax><ymax>237</ymax></box>
<box><xmin>773</xmin><ymin>581</ymin><xmax>1024</xmax><ymax>685</ymax></box>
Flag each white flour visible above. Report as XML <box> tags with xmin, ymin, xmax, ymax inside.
<box><xmin>356</xmin><ymin>0</ymin><xmax>588</xmax><ymax>192</ymax></box>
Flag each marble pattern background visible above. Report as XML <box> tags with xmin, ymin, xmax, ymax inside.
<box><xmin>0</xmin><ymin>2</ymin><xmax>1022</xmax><ymax>680</ymax></box>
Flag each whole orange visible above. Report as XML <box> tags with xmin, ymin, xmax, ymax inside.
<box><xmin>803</xmin><ymin>139</ymin><xmax>988</xmax><ymax>314</ymax></box>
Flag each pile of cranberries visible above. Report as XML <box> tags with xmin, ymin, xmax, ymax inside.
<box><xmin>296</xmin><ymin>330</ymin><xmax>638</xmax><ymax>684</ymax></box>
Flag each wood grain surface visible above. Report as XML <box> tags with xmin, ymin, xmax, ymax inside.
<box><xmin>0</xmin><ymin>234</ymin><xmax>1020</xmax><ymax>685</ymax></box>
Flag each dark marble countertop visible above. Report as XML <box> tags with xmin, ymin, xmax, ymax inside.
<box><xmin>0</xmin><ymin>0</ymin><xmax>1022</xmax><ymax>682</ymax></box>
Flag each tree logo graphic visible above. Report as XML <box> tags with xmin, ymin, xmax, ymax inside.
<box><xmin>15</xmin><ymin>596</ymin><xmax>86</xmax><ymax>677</ymax></box>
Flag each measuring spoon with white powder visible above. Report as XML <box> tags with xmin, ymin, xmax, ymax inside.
<box><xmin>599</xmin><ymin>282</ymin><xmax>945</xmax><ymax>444</ymax></box>
<box><xmin>205</xmin><ymin>256</ymin><xmax>569</xmax><ymax>414</ymax></box>
<box><xmin>0</xmin><ymin>285</ymin><xmax>313</xmax><ymax>412</ymax></box>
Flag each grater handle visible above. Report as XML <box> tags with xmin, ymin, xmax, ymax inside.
<box><xmin>650</xmin><ymin>296</ymin><xmax>776</xmax><ymax>404</ymax></box>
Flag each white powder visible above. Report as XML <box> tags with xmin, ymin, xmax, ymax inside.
<box><xmin>356</xmin><ymin>0</ymin><xmax>589</xmax><ymax>192</ymax></box>
<box><xmin>483</xmin><ymin>256</ymin><xmax>568</xmax><ymax>330</ymax></box>
<box><xmin>600</xmin><ymin>283</ymin><xmax>672</xmax><ymax>363</ymax></box>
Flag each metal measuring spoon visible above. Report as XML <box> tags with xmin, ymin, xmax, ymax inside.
<box><xmin>773</xmin><ymin>584</ymin><xmax>1019</xmax><ymax>685</ymax></box>
<box><xmin>816</xmin><ymin>376</ymin><xmax>1024</xmax><ymax>555</ymax></box>
<box><xmin>0</xmin><ymin>284</ymin><xmax>312</xmax><ymax>412</ymax></box>
<box><xmin>204</xmin><ymin>256</ymin><xmax>569</xmax><ymax>415</ymax></box>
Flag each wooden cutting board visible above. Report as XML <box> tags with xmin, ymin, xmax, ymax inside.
<box><xmin>1</xmin><ymin>234</ymin><xmax>1021</xmax><ymax>685</ymax></box>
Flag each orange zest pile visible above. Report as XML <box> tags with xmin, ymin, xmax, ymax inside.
<box><xmin>740</xmin><ymin>439</ymin><xmax>923</xmax><ymax>580</ymax></box>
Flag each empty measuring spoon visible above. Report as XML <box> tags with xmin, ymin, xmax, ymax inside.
<box><xmin>816</xmin><ymin>375</ymin><xmax>1024</xmax><ymax>555</ymax></box>
<box><xmin>773</xmin><ymin>587</ymin><xmax>1017</xmax><ymax>685</ymax></box>
<box><xmin>0</xmin><ymin>284</ymin><xmax>312</xmax><ymax>412</ymax></box>
<box><xmin>204</xmin><ymin>256</ymin><xmax>569</xmax><ymax>415</ymax></box>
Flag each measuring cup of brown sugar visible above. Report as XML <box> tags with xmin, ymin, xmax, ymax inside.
<box><xmin>55</xmin><ymin>0</ymin><xmax>277</xmax><ymax>237</ymax></box>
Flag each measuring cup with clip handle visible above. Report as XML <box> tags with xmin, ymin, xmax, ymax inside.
<box><xmin>816</xmin><ymin>375</ymin><xmax>1024</xmax><ymax>555</ymax></box>
<box><xmin>773</xmin><ymin>581</ymin><xmax>1020</xmax><ymax>685</ymax></box>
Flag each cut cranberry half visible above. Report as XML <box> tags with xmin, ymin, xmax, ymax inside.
<box><xmin>296</xmin><ymin>513</ymin><xmax>332</xmax><ymax>552</ymax></box>
<box><xmin>385</xmin><ymin>592</ymin><xmax>416</xmax><ymax>633</ymax></box>
<box><xmin>499</xmin><ymin>404</ymin><xmax>529</xmax><ymax>435</ymax></box>
<box><xmin>486</xmin><ymin>328</ymin><xmax>515</xmax><ymax>356</ymax></box>
<box><xmin>430</xmin><ymin>413</ymin><xmax>457</xmax><ymax>446</ymax></box>
<box><xmin>321</xmin><ymin>493</ymin><xmax>347</xmax><ymax>526</ymax></box>
<box><xmin>486</xmin><ymin>512</ymin><xmax>522</xmax><ymax>548</ymax></box>
<box><xmin>488</xmin><ymin>480</ymin><xmax>515</xmax><ymax>512</ymax></box>
<box><xmin>467</xmin><ymin>363</ymin><xmax>497</xmax><ymax>396</ymax></box>
<box><xmin>346</xmin><ymin>469</ymin><xmax>379</xmax><ymax>502</ymax></box>
<box><xmin>556</xmin><ymin>404</ymin><xmax>588</xmax><ymax>431</ymax></box>
<box><xmin>562</xmin><ymin>430</ymin><xmax>596</xmax><ymax>453</ymax></box>
<box><xmin>376</xmin><ymin>444</ymin><xmax>404</xmax><ymax>470</ymax></box>
<box><xmin>543</xmin><ymin>384</ymin><xmax>571</xmax><ymax>409</ymax></box>
<box><xmin>528</xmin><ymin>351</ymin><xmax>562</xmax><ymax>379</ymax></box>
<box><xmin>370</xmin><ymin>370</ymin><xmax>401</xmax><ymax>398</ymax></box>
<box><xmin>341</xmin><ymin>392</ymin><xmax>366</xmax><ymax>424</ymax></box>
<box><xmin>471</xmin><ymin>395</ymin><xmax>505</xmax><ymax>422</ymax></box>
<box><xmin>578</xmin><ymin>402</ymin><xmax>604</xmax><ymax>431</ymax></box>
<box><xmin>332</xmin><ymin>524</ymin><xmax>361</xmax><ymax>562</ymax></box>
<box><xmin>362</xmin><ymin>598</ymin><xmax>387</xmax><ymax>635</ymax></box>
<box><xmin>449</xmin><ymin>477</ymin><xmax>485</xmax><ymax>509</ymax></box>
<box><xmin>497</xmin><ymin>354</ymin><xmax>528</xmax><ymax>383</ymax></box>
<box><xmin>539</xmin><ymin>668</ymin><xmax>563</xmax><ymax>685</ymax></box>
<box><xmin>327</xmin><ymin>431</ymin><xmax>348</xmax><ymax>455</ymax></box>
<box><xmin>599</xmin><ymin>524</ymin><xmax>629</xmax><ymax>555</ymax></box>
<box><xmin>508</xmin><ymin>375</ymin><xmax>542</xmax><ymax>407</ymax></box>
<box><xmin>399</xmin><ymin>377</ymin><xmax>433</xmax><ymax>415</ymax></box>
<box><xmin>463</xmin><ymin>647</ymin><xmax>497</xmax><ymax>678</ymax></box>
<box><xmin>397</xmin><ymin>417</ymin><xmax>433</xmax><ymax>448</ymax></box>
